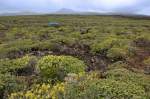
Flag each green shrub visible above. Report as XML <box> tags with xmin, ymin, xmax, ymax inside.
<box><xmin>35</xmin><ymin>40</ymin><xmax>54</xmax><ymax>50</ymax></box>
<box><xmin>0</xmin><ymin>39</ymin><xmax>55</xmax><ymax>58</ymax></box>
<box><xmin>91</xmin><ymin>37</ymin><xmax>117</xmax><ymax>54</ymax></box>
<box><xmin>60</xmin><ymin>72</ymin><xmax>147</xmax><ymax>99</ymax></box>
<box><xmin>134</xmin><ymin>33</ymin><xmax>150</xmax><ymax>49</ymax></box>
<box><xmin>106</xmin><ymin>68</ymin><xmax>150</xmax><ymax>97</ymax></box>
<box><xmin>64</xmin><ymin>79</ymin><xmax>146</xmax><ymax>99</ymax></box>
<box><xmin>0</xmin><ymin>24</ymin><xmax>6</xmax><ymax>30</ymax></box>
<box><xmin>0</xmin><ymin>39</ymin><xmax>36</xmax><ymax>58</ymax></box>
<box><xmin>9</xmin><ymin>72</ymin><xmax>147</xmax><ymax>99</ymax></box>
<box><xmin>135</xmin><ymin>33</ymin><xmax>150</xmax><ymax>42</ymax></box>
<box><xmin>90</xmin><ymin>36</ymin><xmax>134</xmax><ymax>60</ymax></box>
<box><xmin>64</xmin><ymin>72</ymin><xmax>146</xmax><ymax>99</ymax></box>
<box><xmin>106</xmin><ymin>47</ymin><xmax>128</xmax><ymax>60</ymax></box>
<box><xmin>37</xmin><ymin>55</ymin><xmax>86</xmax><ymax>81</ymax></box>
<box><xmin>107</xmin><ymin>61</ymin><xmax>128</xmax><ymax>70</ymax></box>
<box><xmin>7</xmin><ymin>39</ymin><xmax>37</xmax><ymax>51</ymax></box>
<box><xmin>6</xmin><ymin>27</ymin><xmax>32</xmax><ymax>40</ymax></box>
<box><xmin>143</xmin><ymin>57</ymin><xmax>150</xmax><ymax>65</ymax></box>
<box><xmin>106</xmin><ymin>68</ymin><xmax>150</xmax><ymax>85</ymax></box>
<box><xmin>0</xmin><ymin>73</ymin><xmax>27</xmax><ymax>98</ymax></box>
<box><xmin>0</xmin><ymin>55</ymin><xmax>37</xmax><ymax>97</ymax></box>
<box><xmin>143</xmin><ymin>57</ymin><xmax>150</xmax><ymax>75</ymax></box>
<box><xmin>0</xmin><ymin>55</ymin><xmax>36</xmax><ymax>74</ymax></box>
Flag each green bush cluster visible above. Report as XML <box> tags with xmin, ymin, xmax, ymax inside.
<box><xmin>0</xmin><ymin>39</ymin><xmax>54</xmax><ymax>58</ymax></box>
<box><xmin>0</xmin><ymin>24</ymin><xmax>6</xmax><ymax>30</ymax></box>
<box><xmin>143</xmin><ymin>57</ymin><xmax>150</xmax><ymax>75</ymax></box>
<box><xmin>0</xmin><ymin>74</ymin><xmax>27</xmax><ymax>98</ymax></box>
<box><xmin>37</xmin><ymin>55</ymin><xmax>86</xmax><ymax>81</ymax></box>
<box><xmin>107</xmin><ymin>47</ymin><xmax>128</xmax><ymax>60</ymax></box>
<box><xmin>9</xmin><ymin>72</ymin><xmax>148</xmax><ymax>99</ymax></box>
<box><xmin>134</xmin><ymin>33</ymin><xmax>150</xmax><ymax>50</ymax></box>
<box><xmin>135</xmin><ymin>33</ymin><xmax>150</xmax><ymax>43</ymax></box>
<box><xmin>0</xmin><ymin>55</ymin><xmax>34</xmax><ymax>74</ymax></box>
<box><xmin>91</xmin><ymin>37</ymin><xmax>117</xmax><ymax>54</ymax></box>
<box><xmin>91</xmin><ymin>36</ymin><xmax>134</xmax><ymax>60</ymax></box>
<box><xmin>64</xmin><ymin>79</ymin><xmax>146</xmax><ymax>99</ymax></box>
<box><xmin>0</xmin><ymin>39</ymin><xmax>36</xmax><ymax>58</ymax></box>
<box><xmin>106</xmin><ymin>68</ymin><xmax>150</xmax><ymax>98</ymax></box>
<box><xmin>0</xmin><ymin>55</ymin><xmax>37</xmax><ymax>98</ymax></box>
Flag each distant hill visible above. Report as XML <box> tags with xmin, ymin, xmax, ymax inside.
<box><xmin>0</xmin><ymin>11</ymin><xmax>43</xmax><ymax>16</ymax></box>
<box><xmin>51</xmin><ymin>8</ymin><xmax>104</xmax><ymax>15</ymax></box>
<box><xmin>53</xmin><ymin>8</ymin><xmax>78</xmax><ymax>14</ymax></box>
<box><xmin>0</xmin><ymin>9</ymin><xmax>150</xmax><ymax>18</ymax></box>
<box><xmin>51</xmin><ymin>8</ymin><xmax>148</xmax><ymax>16</ymax></box>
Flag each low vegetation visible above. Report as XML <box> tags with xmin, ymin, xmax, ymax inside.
<box><xmin>0</xmin><ymin>15</ymin><xmax>149</xmax><ymax>98</ymax></box>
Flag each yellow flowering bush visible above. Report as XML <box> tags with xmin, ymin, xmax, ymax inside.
<box><xmin>37</xmin><ymin>55</ymin><xmax>86</xmax><ymax>81</ymax></box>
<box><xmin>50</xmin><ymin>83</ymin><xmax>65</xmax><ymax>99</ymax></box>
<box><xmin>9</xmin><ymin>83</ymin><xmax>65</xmax><ymax>99</ymax></box>
<box><xmin>9</xmin><ymin>83</ymin><xmax>51</xmax><ymax>99</ymax></box>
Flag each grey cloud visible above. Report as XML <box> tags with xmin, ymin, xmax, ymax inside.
<box><xmin>0</xmin><ymin>0</ymin><xmax>150</xmax><ymax>15</ymax></box>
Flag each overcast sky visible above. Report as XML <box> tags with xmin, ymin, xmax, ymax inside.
<box><xmin>0</xmin><ymin>0</ymin><xmax>150</xmax><ymax>15</ymax></box>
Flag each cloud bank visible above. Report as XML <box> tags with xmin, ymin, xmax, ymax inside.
<box><xmin>0</xmin><ymin>0</ymin><xmax>150</xmax><ymax>15</ymax></box>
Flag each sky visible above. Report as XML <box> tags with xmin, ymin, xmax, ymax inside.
<box><xmin>0</xmin><ymin>0</ymin><xmax>150</xmax><ymax>15</ymax></box>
